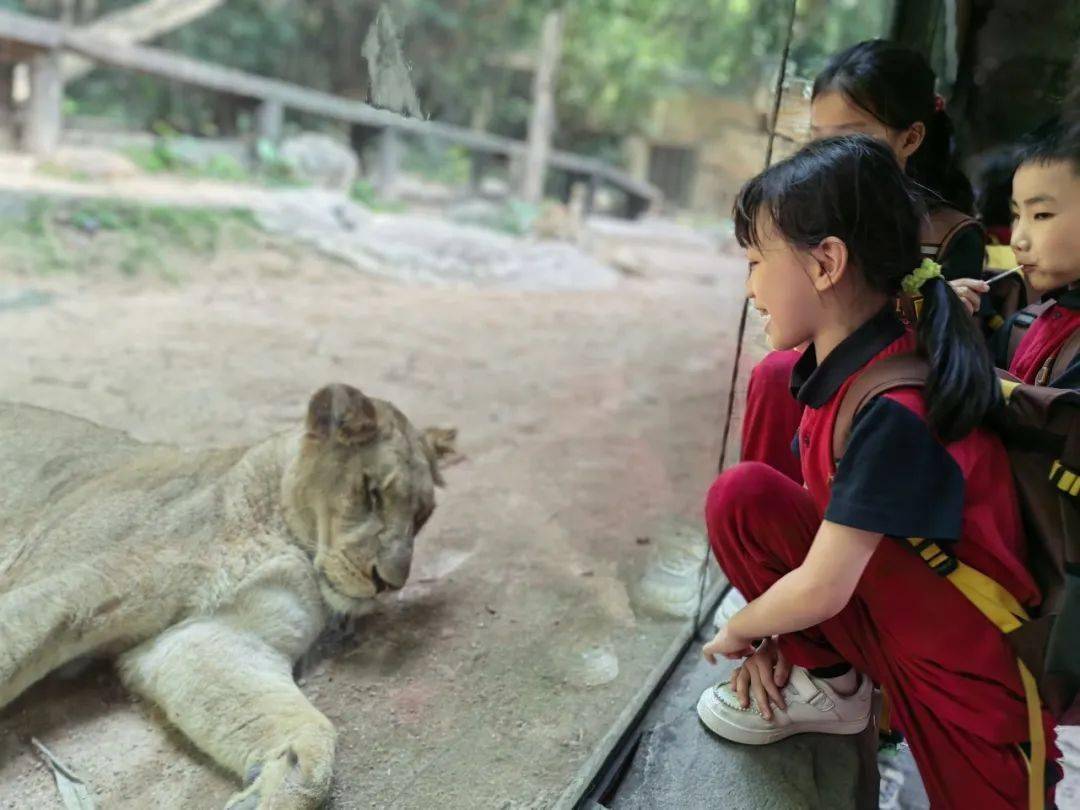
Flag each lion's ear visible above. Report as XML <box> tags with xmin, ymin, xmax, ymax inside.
<box><xmin>306</xmin><ymin>384</ymin><xmax>379</xmax><ymax>446</ymax></box>
<box><xmin>420</xmin><ymin>426</ymin><xmax>457</xmax><ymax>487</ymax></box>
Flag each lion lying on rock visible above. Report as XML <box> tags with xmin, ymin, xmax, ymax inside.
<box><xmin>0</xmin><ymin>384</ymin><xmax>454</xmax><ymax>809</ymax></box>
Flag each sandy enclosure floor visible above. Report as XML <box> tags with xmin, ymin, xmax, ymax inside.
<box><xmin>0</xmin><ymin>213</ymin><xmax>747</xmax><ymax>808</ymax></box>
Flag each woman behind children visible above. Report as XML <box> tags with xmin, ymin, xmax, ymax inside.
<box><xmin>698</xmin><ymin>135</ymin><xmax>1059</xmax><ymax>809</ymax></box>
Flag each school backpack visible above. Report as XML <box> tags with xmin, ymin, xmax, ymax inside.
<box><xmin>900</xmin><ymin>210</ymin><xmax>986</xmax><ymax>324</ymax></box>
<box><xmin>986</xmin><ymin>271</ymin><xmax>1031</xmax><ymax>335</ymax></box>
<box><xmin>918</xmin><ymin>207</ymin><xmax>981</xmax><ymax>267</ymax></box>
<box><xmin>1002</xmin><ymin>300</ymin><xmax>1080</xmax><ymax>385</ymax></box>
<box><xmin>833</xmin><ymin>352</ymin><xmax>1080</xmax><ymax>810</ymax></box>
<box><xmin>918</xmin><ymin>208</ymin><xmax>1033</xmax><ymax>334</ymax></box>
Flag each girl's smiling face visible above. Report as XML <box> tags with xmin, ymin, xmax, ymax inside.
<box><xmin>744</xmin><ymin>213</ymin><xmax>823</xmax><ymax>351</ymax></box>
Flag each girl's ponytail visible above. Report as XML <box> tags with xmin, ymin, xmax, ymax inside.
<box><xmin>915</xmin><ymin>275</ymin><xmax>1001</xmax><ymax>442</ymax></box>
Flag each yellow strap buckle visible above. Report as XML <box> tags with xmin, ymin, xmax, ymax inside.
<box><xmin>1050</xmin><ymin>459</ymin><xmax>1080</xmax><ymax>498</ymax></box>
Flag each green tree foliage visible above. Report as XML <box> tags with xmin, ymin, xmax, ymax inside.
<box><xmin>12</xmin><ymin>0</ymin><xmax>888</xmax><ymax>153</ymax></box>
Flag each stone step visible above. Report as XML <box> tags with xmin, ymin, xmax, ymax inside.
<box><xmin>602</xmin><ymin>636</ymin><xmax>931</xmax><ymax>810</ymax></box>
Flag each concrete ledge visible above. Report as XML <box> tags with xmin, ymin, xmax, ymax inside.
<box><xmin>606</xmin><ymin>639</ymin><xmax>881</xmax><ymax>810</ymax></box>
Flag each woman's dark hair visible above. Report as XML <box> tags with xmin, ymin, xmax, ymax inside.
<box><xmin>733</xmin><ymin>135</ymin><xmax>999</xmax><ymax>442</ymax></box>
<box><xmin>813</xmin><ymin>39</ymin><xmax>975</xmax><ymax>215</ymax></box>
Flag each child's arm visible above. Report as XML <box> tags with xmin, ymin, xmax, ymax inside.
<box><xmin>703</xmin><ymin>521</ymin><xmax>882</xmax><ymax>661</ymax></box>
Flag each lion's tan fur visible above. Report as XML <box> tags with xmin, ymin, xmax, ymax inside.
<box><xmin>0</xmin><ymin>387</ymin><xmax>450</xmax><ymax>809</ymax></box>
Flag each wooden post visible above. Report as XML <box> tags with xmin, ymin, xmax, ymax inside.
<box><xmin>520</xmin><ymin>9</ymin><xmax>564</xmax><ymax>203</ymax></box>
<box><xmin>585</xmin><ymin>173</ymin><xmax>599</xmax><ymax>217</ymax></box>
<box><xmin>0</xmin><ymin>63</ymin><xmax>15</xmax><ymax>149</ymax></box>
<box><xmin>255</xmin><ymin>99</ymin><xmax>284</xmax><ymax>143</ymax></box>
<box><xmin>469</xmin><ymin>86</ymin><xmax>493</xmax><ymax>133</ymax></box>
<box><xmin>376</xmin><ymin>126</ymin><xmax>401</xmax><ymax>195</ymax></box>
<box><xmin>24</xmin><ymin>48</ymin><xmax>62</xmax><ymax>156</ymax></box>
<box><xmin>469</xmin><ymin>151</ymin><xmax>487</xmax><ymax>194</ymax></box>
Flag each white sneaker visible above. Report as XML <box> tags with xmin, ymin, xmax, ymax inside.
<box><xmin>711</xmin><ymin>587</ymin><xmax>748</xmax><ymax>631</ymax></box>
<box><xmin>696</xmin><ymin>665</ymin><xmax>872</xmax><ymax>745</ymax></box>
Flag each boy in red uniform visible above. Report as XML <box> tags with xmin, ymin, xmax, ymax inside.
<box><xmin>1005</xmin><ymin>124</ymin><xmax>1080</xmax><ymax>389</ymax></box>
<box><xmin>696</xmin><ymin>135</ymin><xmax>1061</xmax><ymax>809</ymax></box>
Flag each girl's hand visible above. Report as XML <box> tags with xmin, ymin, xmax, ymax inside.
<box><xmin>949</xmin><ymin>278</ymin><xmax>989</xmax><ymax>315</ymax></box>
<box><xmin>702</xmin><ymin>624</ymin><xmax>756</xmax><ymax>664</ymax></box>
<box><xmin>730</xmin><ymin>639</ymin><xmax>792</xmax><ymax>721</ymax></box>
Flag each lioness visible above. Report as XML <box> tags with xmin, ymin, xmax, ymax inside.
<box><xmin>0</xmin><ymin>384</ymin><xmax>453</xmax><ymax>808</ymax></box>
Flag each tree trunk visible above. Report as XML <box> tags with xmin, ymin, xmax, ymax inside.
<box><xmin>376</xmin><ymin>127</ymin><xmax>401</xmax><ymax>196</ymax></box>
<box><xmin>59</xmin><ymin>0</ymin><xmax>76</xmax><ymax>25</ymax></box>
<box><xmin>0</xmin><ymin>63</ymin><xmax>16</xmax><ymax>149</ymax></box>
<box><xmin>889</xmin><ymin>0</ymin><xmax>943</xmax><ymax>62</ymax></box>
<box><xmin>1067</xmin><ymin>47</ymin><xmax>1080</xmax><ymax>127</ymax></box>
<box><xmin>520</xmin><ymin>9</ymin><xmax>564</xmax><ymax>204</ymax></box>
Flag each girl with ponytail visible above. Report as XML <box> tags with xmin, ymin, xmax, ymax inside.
<box><xmin>725</xmin><ymin>41</ymin><xmax>990</xmax><ymax>626</ymax></box>
<box><xmin>698</xmin><ymin>135</ymin><xmax>1060</xmax><ymax>810</ymax></box>
<box><xmin>735</xmin><ymin>40</ymin><xmax>987</xmax><ymax>494</ymax></box>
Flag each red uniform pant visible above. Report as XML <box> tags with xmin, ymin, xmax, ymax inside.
<box><xmin>741</xmin><ymin>350</ymin><xmax>804</xmax><ymax>483</ymax></box>
<box><xmin>706</xmin><ymin>462</ymin><xmax>1060</xmax><ymax>809</ymax></box>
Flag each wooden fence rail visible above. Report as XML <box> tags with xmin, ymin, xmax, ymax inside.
<box><xmin>0</xmin><ymin>8</ymin><xmax>659</xmax><ymax>216</ymax></box>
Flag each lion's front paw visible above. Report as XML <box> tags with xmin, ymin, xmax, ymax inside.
<box><xmin>224</xmin><ymin>741</ymin><xmax>332</xmax><ymax>810</ymax></box>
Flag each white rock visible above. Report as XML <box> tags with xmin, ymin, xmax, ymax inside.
<box><xmin>280</xmin><ymin>133</ymin><xmax>359</xmax><ymax>191</ymax></box>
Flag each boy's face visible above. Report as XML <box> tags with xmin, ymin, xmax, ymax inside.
<box><xmin>1011</xmin><ymin>160</ymin><xmax>1080</xmax><ymax>294</ymax></box>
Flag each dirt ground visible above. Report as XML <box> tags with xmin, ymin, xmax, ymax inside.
<box><xmin>1</xmin><ymin>163</ymin><xmax>1075</xmax><ymax>809</ymax></box>
<box><xmin>0</xmin><ymin>178</ymin><xmax>746</xmax><ymax>808</ymax></box>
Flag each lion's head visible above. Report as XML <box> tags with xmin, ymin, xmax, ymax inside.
<box><xmin>281</xmin><ymin>384</ymin><xmax>455</xmax><ymax>615</ymax></box>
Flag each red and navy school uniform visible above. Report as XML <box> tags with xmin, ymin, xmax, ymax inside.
<box><xmin>737</xmin><ymin>208</ymin><xmax>983</xmax><ymax>481</ymax></box>
<box><xmin>707</xmin><ymin>307</ymin><xmax>1060</xmax><ymax>809</ymax></box>
<box><xmin>740</xmin><ymin>349</ymin><xmax>805</xmax><ymax>484</ymax></box>
<box><xmin>1008</xmin><ymin>287</ymin><xmax>1080</xmax><ymax>390</ymax></box>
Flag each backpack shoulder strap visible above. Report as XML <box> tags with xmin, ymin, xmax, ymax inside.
<box><xmin>832</xmin><ymin>353</ymin><xmax>931</xmax><ymax>465</ymax></box>
<box><xmin>1050</xmin><ymin>327</ymin><xmax>1080</xmax><ymax>382</ymax></box>
<box><xmin>1006</xmin><ymin>301</ymin><xmax>1056</xmax><ymax>369</ymax></box>
<box><xmin>919</xmin><ymin>209</ymin><xmax>982</xmax><ymax>261</ymax></box>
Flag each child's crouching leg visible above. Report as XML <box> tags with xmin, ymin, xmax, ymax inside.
<box><xmin>704</xmin><ymin>461</ymin><xmax>846</xmax><ymax>670</ymax></box>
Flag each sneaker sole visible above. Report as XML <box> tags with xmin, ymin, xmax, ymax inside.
<box><xmin>696</xmin><ymin>691</ymin><xmax>871</xmax><ymax>745</ymax></box>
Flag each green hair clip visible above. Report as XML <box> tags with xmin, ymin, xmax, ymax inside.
<box><xmin>900</xmin><ymin>259</ymin><xmax>943</xmax><ymax>295</ymax></box>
